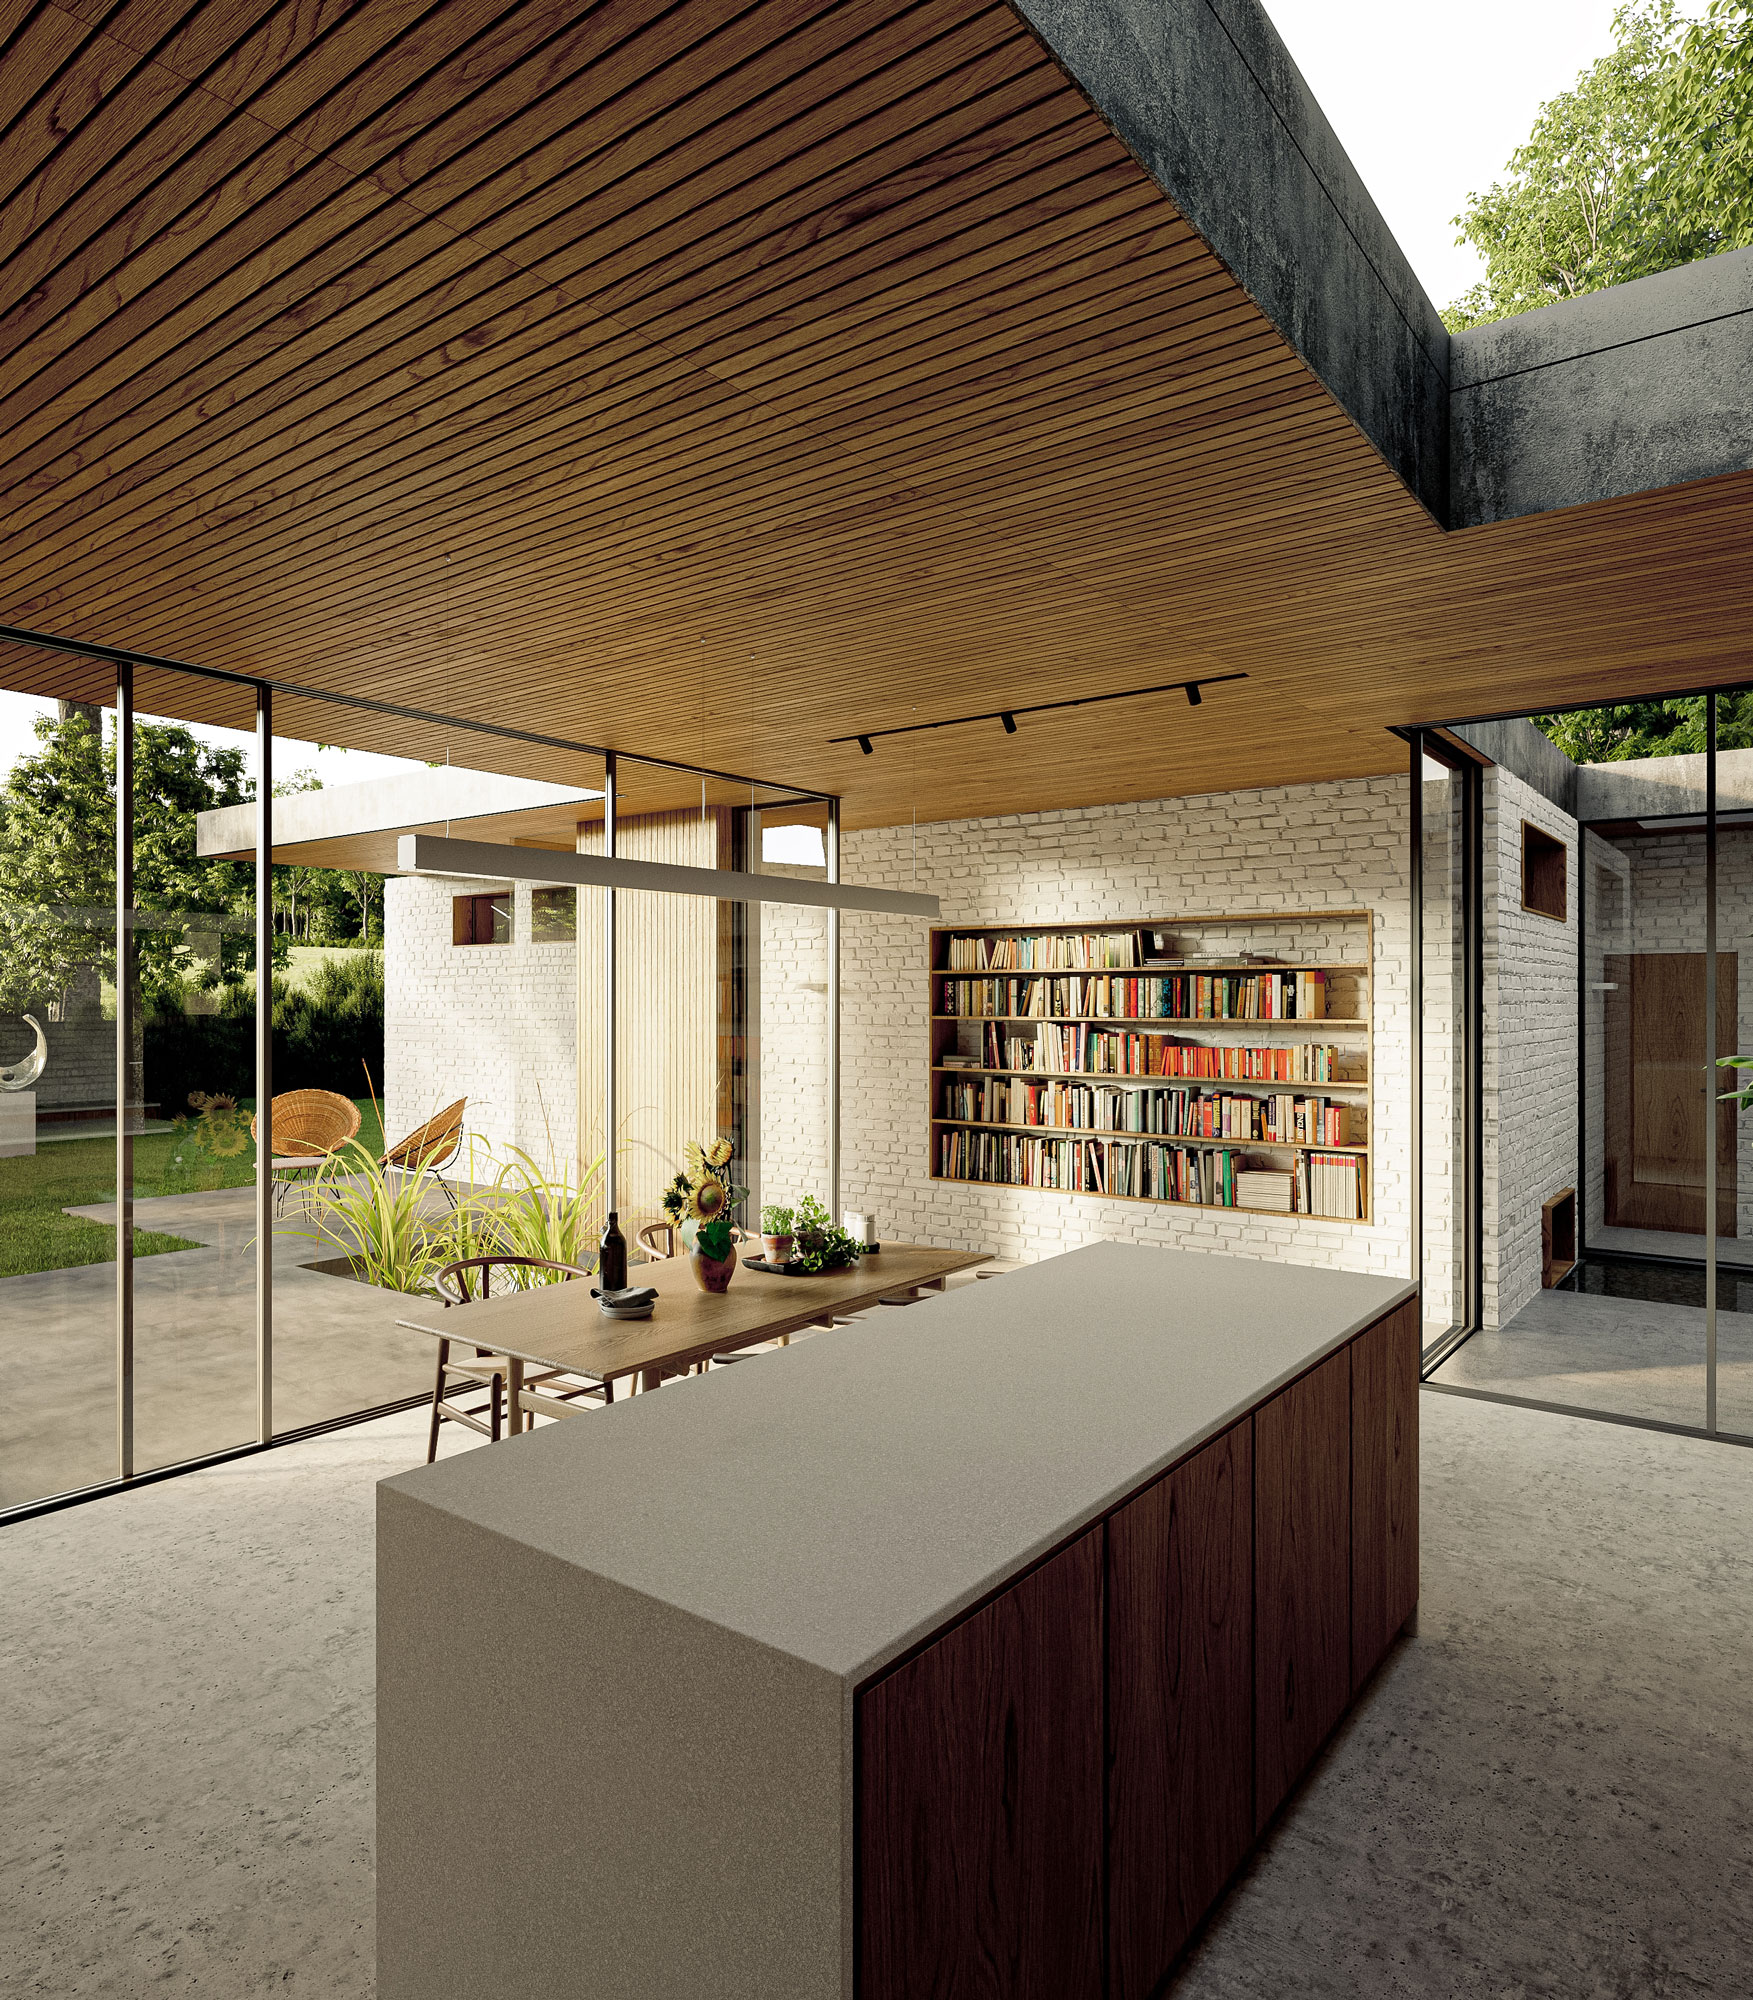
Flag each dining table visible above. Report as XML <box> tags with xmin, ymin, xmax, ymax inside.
<box><xmin>395</xmin><ymin>1242</ymin><xmax>993</xmax><ymax>1431</ymax></box>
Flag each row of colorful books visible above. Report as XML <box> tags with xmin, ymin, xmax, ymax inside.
<box><xmin>970</xmin><ymin>1023</ymin><xmax>1348</xmax><ymax>1078</ymax></box>
<box><xmin>937</xmin><ymin>1080</ymin><xmax>1352</xmax><ymax>1145</ymax></box>
<box><xmin>936</xmin><ymin>1131</ymin><xmax>1367</xmax><ymax>1216</ymax></box>
<box><xmin>937</xmin><ymin>971</ymin><xmax>1329</xmax><ymax>1022</ymax></box>
<box><xmin>943</xmin><ymin>931</ymin><xmax>1140</xmax><ymax>971</ymax></box>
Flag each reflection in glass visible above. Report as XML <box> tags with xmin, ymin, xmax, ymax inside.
<box><xmin>1419</xmin><ymin>754</ymin><xmax>1466</xmax><ymax>1344</ymax></box>
<box><xmin>0</xmin><ymin>691</ymin><xmax>120</xmax><ymax>1504</ymax></box>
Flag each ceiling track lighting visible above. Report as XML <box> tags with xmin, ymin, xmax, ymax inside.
<box><xmin>831</xmin><ymin>673</ymin><xmax>1244</xmax><ymax>752</ymax></box>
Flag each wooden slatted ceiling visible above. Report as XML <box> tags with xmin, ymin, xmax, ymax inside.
<box><xmin>0</xmin><ymin>0</ymin><xmax>1749</xmax><ymax>831</ymax></box>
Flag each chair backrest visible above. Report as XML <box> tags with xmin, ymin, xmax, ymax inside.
<box><xmin>381</xmin><ymin>1097</ymin><xmax>466</xmax><ymax>1175</ymax></box>
<box><xmin>249</xmin><ymin>1088</ymin><xmax>361</xmax><ymax>1157</ymax></box>
<box><xmin>436</xmin><ymin>1255</ymin><xmax>594</xmax><ymax>1306</ymax></box>
<box><xmin>635</xmin><ymin>1221</ymin><xmax>677</xmax><ymax>1260</ymax></box>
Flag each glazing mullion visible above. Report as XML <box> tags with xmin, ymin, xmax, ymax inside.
<box><xmin>116</xmin><ymin>663</ymin><xmax>134</xmax><ymax>1481</ymax></box>
<box><xmin>256</xmin><ymin>687</ymin><xmax>273</xmax><ymax>1442</ymax></box>
<box><xmin>1706</xmin><ymin>693</ymin><xmax>1719</xmax><ymax>1434</ymax></box>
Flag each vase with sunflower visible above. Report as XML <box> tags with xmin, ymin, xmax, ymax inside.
<box><xmin>662</xmin><ymin>1137</ymin><xmax>747</xmax><ymax>1294</ymax></box>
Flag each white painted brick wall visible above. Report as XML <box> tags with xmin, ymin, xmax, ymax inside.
<box><xmin>384</xmin><ymin>875</ymin><xmax>578</xmax><ymax>1175</ymax></box>
<box><xmin>795</xmin><ymin>776</ymin><xmax>1415</xmax><ymax>1281</ymax></box>
<box><xmin>1482</xmin><ymin>769</ymin><xmax>1579</xmax><ymax>1327</ymax></box>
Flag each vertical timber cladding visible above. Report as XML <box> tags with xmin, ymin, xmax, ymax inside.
<box><xmin>577</xmin><ymin>809</ymin><xmax>737</xmax><ymax>1228</ymax></box>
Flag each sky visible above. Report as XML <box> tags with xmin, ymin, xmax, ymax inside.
<box><xmin>1257</xmin><ymin>0</ymin><xmax>1639</xmax><ymax>311</ymax></box>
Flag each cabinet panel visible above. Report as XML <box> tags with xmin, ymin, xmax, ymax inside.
<box><xmin>1351</xmin><ymin>1301</ymin><xmax>1420</xmax><ymax>1692</ymax></box>
<box><xmin>857</xmin><ymin>1530</ymin><xmax>1103</xmax><ymax>2000</ymax></box>
<box><xmin>1254</xmin><ymin>1347</ymin><xmax>1351</xmax><ymax>1830</ymax></box>
<box><xmin>1107</xmin><ymin>1421</ymin><xmax>1254</xmax><ymax>2000</ymax></box>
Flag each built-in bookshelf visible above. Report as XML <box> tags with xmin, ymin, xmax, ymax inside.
<box><xmin>929</xmin><ymin>911</ymin><xmax>1373</xmax><ymax>1223</ymax></box>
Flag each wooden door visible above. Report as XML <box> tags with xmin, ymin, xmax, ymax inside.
<box><xmin>858</xmin><ymin>1532</ymin><xmax>1103</xmax><ymax>2000</ymax></box>
<box><xmin>1350</xmin><ymin>1304</ymin><xmax>1420</xmax><ymax>1695</ymax></box>
<box><xmin>1604</xmin><ymin>953</ymin><xmax>1736</xmax><ymax>1235</ymax></box>
<box><xmin>1107</xmin><ymin>1421</ymin><xmax>1253</xmax><ymax>2000</ymax></box>
<box><xmin>1254</xmin><ymin>1348</ymin><xmax>1351</xmax><ymax>1831</ymax></box>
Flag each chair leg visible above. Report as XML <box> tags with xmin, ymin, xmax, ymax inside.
<box><xmin>426</xmin><ymin>1339</ymin><xmax>449</xmax><ymax>1463</ymax></box>
<box><xmin>489</xmin><ymin>1371</ymin><xmax>502</xmax><ymax>1443</ymax></box>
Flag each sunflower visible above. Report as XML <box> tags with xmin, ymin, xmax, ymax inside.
<box><xmin>705</xmin><ymin>1137</ymin><xmax>734</xmax><ymax>1169</ymax></box>
<box><xmin>686</xmin><ymin>1175</ymin><xmax>729</xmax><ymax>1223</ymax></box>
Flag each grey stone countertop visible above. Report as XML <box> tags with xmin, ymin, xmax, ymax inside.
<box><xmin>380</xmin><ymin>1242</ymin><xmax>1415</xmax><ymax>1683</ymax></box>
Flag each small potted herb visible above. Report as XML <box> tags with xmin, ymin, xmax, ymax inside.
<box><xmin>789</xmin><ymin>1193</ymin><xmax>863</xmax><ymax>1274</ymax></box>
<box><xmin>760</xmin><ymin>1204</ymin><xmax>795</xmax><ymax>1267</ymax></box>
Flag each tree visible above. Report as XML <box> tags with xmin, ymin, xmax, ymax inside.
<box><xmin>1536</xmin><ymin>691</ymin><xmax>1753</xmax><ymax>762</ymax></box>
<box><xmin>0</xmin><ymin>711</ymin><xmax>257</xmax><ymax>1013</ymax></box>
<box><xmin>1446</xmin><ymin>1</ymin><xmax>1753</xmax><ymax>330</ymax></box>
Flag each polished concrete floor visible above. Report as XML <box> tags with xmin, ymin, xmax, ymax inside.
<box><xmin>0</xmin><ymin>1186</ymin><xmax>441</xmax><ymax>1506</ymax></box>
<box><xmin>4</xmin><ymin>1389</ymin><xmax>1752</xmax><ymax>1995</ymax></box>
<box><xmin>1434</xmin><ymin>1276</ymin><xmax>1753</xmax><ymax>1435</ymax></box>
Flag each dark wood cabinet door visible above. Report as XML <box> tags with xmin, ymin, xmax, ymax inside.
<box><xmin>857</xmin><ymin>1531</ymin><xmax>1103</xmax><ymax>2000</ymax></box>
<box><xmin>1254</xmin><ymin>1347</ymin><xmax>1351</xmax><ymax>1830</ymax></box>
<box><xmin>1107</xmin><ymin>1421</ymin><xmax>1254</xmax><ymax>2000</ymax></box>
<box><xmin>1351</xmin><ymin>1302</ymin><xmax>1420</xmax><ymax>1693</ymax></box>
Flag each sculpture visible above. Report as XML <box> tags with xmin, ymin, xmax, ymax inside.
<box><xmin>0</xmin><ymin>1015</ymin><xmax>48</xmax><ymax>1091</ymax></box>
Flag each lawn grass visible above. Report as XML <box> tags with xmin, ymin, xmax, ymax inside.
<box><xmin>0</xmin><ymin>1097</ymin><xmax>386</xmax><ymax>1279</ymax></box>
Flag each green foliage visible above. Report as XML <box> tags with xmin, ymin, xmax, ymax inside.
<box><xmin>270</xmin><ymin>771</ymin><xmax>385</xmax><ymax>944</ymax></box>
<box><xmin>1535</xmin><ymin>692</ymin><xmax>1753</xmax><ymax>763</ymax></box>
<box><xmin>760</xmin><ymin>1204</ymin><xmax>795</xmax><ymax>1235</ymax></box>
<box><xmin>0</xmin><ymin>709</ymin><xmax>256</xmax><ymax>1014</ymax></box>
<box><xmin>142</xmin><ymin>953</ymin><xmax>384</xmax><ymax>1116</ymax></box>
<box><xmin>789</xmin><ymin>1192</ymin><xmax>862</xmax><ymax>1274</ymax></box>
<box><xmin>1446</xmin><ymin>1</ymin><xmax>1753</xmax><ymax>330</ymax></box>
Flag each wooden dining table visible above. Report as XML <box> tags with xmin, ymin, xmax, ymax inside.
<box><xmin>396</xmin><ymin>1243</ymin><xmax>992</xmax><ymax>1432</ymax></box>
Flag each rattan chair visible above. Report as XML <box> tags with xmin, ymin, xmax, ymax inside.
<box><xmin>250</xmin><ymin>1088</ymin><xmax>361</xmax><ymax>1215</ymax></box>
<box><xmin>380</xmin><ymin>1097</ymin><xmax>466</xmax><ymax>1209</ymax></box>
<box><xmin>427</xmin><ymin>1256</ymin><xmax>611</xmax><ymax>1460</ymax></box>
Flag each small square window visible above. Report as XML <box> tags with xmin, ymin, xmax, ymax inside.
<box><xmin>1521</xmin><ymin>822</ymin><xmax>1568</xmax><ymax>922</ymax></box>
<box><xmin>531</xmin><ymin>886</ymin><xmax>577</xmax><ymax>942</ymax></box>
<box><xmin>453</xmin><ymin>893</ymin><xmax>512</xmax><ymax>946</ymax></box>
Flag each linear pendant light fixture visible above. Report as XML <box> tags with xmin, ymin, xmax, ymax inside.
<box><xmin>397</xmin><ymin>834</ymin><xmax>941</xmax><ymax>918</ymax></box>
<box><xmin>832</xmin><ymin>673</ymin><xmax>1247</xmax><ymax>752</ymax></box>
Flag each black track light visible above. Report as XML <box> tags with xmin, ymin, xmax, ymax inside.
<box><xmin>857</xmin><ymin>735</ymin><xmax>873</xmax><ymax>755</ymax></box>
<box><xmin>1185</xmin><ymin>683</ymin><xmax>1203</xmax><ymax>707</ymax></box>
<box><xmin>1000</xmin><ymin>712</ymin><xmax>1017</xmax><ymax>734</ymax></box>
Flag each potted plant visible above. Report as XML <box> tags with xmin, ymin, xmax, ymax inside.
<box><xmin>663</xmin><ymin>1137</ymin><xmax>747</xmax><ymax>1294</ymax></box>
<box><xmin>760</xmin><ymin>1204</ymin><xmax>795</xmax><ymax>1266</ymax></box>
<box><xmin>789</xmin><ymin>1193</ymin><xmax>863</xmax><ymax>1275</ymax></box>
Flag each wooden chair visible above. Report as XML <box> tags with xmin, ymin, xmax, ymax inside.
<box><xmin>380</xmin><ymin>1097</ymin><xmax>466</xmax><ymax>1209</ymax></box>
<box><xmin>249</xmin><ymin>1088</ymin><xmax>361</xmax><ymax>1215</ymax></box>
<box><xmin>427</xmin><ymin>1256</ymin><xmax>611</xmax><ymax>1461</ymax></box>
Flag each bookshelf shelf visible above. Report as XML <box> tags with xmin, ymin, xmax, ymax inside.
<box><xmin>927</xmin><ymin>1117</ymin><xmax>1369</xmax><ymax>1154</ymax></box>
<box><xmin>929</xmin><ymin>912</ymin><xmax>1373</xmax><ymax>1223</ymax></box>
<box><xmin>932</xmin><ymin>1065</ymin><xmax>1371</xmax><ymax>1093</ymax></box>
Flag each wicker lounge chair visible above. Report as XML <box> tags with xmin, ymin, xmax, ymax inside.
<box><xmin>250</xmin><ymin>1088</ymin><xmax>360</xmax><ymax>1215</ymax></box>
<box><xmin>380</xmin><ymin>1097</ymin><xmax>466</xmax><ymax>1207</ymax></box>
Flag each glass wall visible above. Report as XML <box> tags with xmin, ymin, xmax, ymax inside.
<box><xmin>1425</xmin><ymin>690</ymin><xmax>1753</xmax><ymax>1440</ymax></box>
<box><xmin>0</xmin><ymin>642</ymin><xmax>837</xmax><ymax>1513</ymax></box>
<box><xmin>0</xmin><ymin>677</ymin><xmax>119</xmax><ymax>1506</ymax></box>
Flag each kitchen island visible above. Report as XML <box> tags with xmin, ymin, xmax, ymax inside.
<box><xmin>378</xmin><ymin>1242</ymin><xmax>1418</xmax><ymax>2000</ymax></box>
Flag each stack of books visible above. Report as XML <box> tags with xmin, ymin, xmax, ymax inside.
<box><xmin>1236</xmin><ymin>1170</ymin><xmax>1295</xmax><ymax>1213</ymax></box>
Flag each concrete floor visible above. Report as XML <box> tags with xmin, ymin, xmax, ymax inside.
<box><xmin>4</xmin><ymin>1388</ymin><xmax>1751</xmax><ymax>1995</ymax></box>
<box><xmin>1433</xmin><ymin>1284</ymin><xmax>1753</xmax><ymax>1435</ymax></box>
<box><xmin>0</xmin><ymin>1186</ymin><xmax>442</xmax><ymax>1506</ymax></box>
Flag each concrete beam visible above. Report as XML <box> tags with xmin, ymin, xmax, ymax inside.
<box><xmin>1576</xmin><ymin>746</ymin><xmax>1753</xmax><ymax>824</ymax></box>
<box><xmin>1448</xmin><ymin>719</ymin><xmax>1579</xmax><ymax>818</ymax></box>
<box><xmin>1450</xmin><ymin>247</ymin><xmax>1753</xmax><ymax>527</ymax></box>
<box><xmin>1010</xmin><ymin>0</ymin><xmax>1450</xmax><ymax>521</ymax></box>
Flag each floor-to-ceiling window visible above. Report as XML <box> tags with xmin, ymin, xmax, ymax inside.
<box><xmin>1426</xmin><ymin>691</ymin><xmax>1753</xmax><ymax>1443</ymax></box>
<box><xmin>0</xmin><ymin>645</ymin><xmax>838</xmax><ymax>1517</ymax></box>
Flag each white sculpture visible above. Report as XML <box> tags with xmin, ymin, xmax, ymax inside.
<box><xmin>0</xmin><ymin>1015</ymin><xmax>48</xmax><ymax>1091</ymax></box>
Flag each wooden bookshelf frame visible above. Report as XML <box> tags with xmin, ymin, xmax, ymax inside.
<box><xmin>928</xmin><ymin>911</ymin><xmax>1374</xmax><ymax>1224</ymax></box>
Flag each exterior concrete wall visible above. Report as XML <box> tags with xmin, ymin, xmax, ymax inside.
<box><xmin>383</xmin><ymin>874</ymin><xmax>577</xmax><ymax>1178</ymax></box>
<box><xmin>1482</xmin><ymin>769</ymin><xmax>1579</xmax><ymax>1328</ymax></box>
<box><xmin>1451</xmin><ymin>245</ymin><xmax>1753</xmax><ymax>526</ymax></box>
<box><xmin>1013</xmin><ymin>0</ymin><xmax>1448</xmax><ymax>519</ymax></box>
